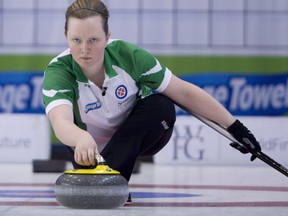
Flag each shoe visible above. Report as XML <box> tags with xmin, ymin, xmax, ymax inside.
<box><xmin>125</xmin><ymin>193</ymin><xmax>132</xmax><ymax>205</ymax></box>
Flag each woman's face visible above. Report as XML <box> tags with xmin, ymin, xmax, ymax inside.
<box><xmin>66</xmin><ymin>16</ymin><xmax>109</xmax><ymax>72</ymax></box>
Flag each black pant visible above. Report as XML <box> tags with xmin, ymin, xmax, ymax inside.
<box><xmin>69</xmin><ymin>94</ymin><xmax>176</xmax><ymax>181</ymax></box>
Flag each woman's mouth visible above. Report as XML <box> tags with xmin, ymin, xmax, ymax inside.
<box><xmin>81</xmin><ymin>57</ymin><xmax>92</xmax><ymax>61</ymax></box>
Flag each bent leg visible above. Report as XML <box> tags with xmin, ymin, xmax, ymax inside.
<box><xmin>101</xmin><ymin>94</ymin><xmax>176</xmax><ymax>181</ymax></box>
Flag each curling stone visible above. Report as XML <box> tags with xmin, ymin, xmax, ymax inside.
<box><xmin>55</xmin><ymin>155</ymin><xmax>129</xmax><ymax>209</ymax></box>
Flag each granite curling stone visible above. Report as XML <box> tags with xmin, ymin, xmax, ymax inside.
<box><xmin>55</xmin><ymin>156</ymin><xmax>129</xmax><ymax>209</ymax></box>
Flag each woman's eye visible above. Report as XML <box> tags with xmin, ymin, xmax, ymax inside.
<box><xmin>72</xmin><ymin>38</ymin><xmax>81</xmax><ymax>44</ymax></box>
<box><xmin>90</xmin><ymin>38</ymin><xmax>98</xmax><ymax>43</ymax></box>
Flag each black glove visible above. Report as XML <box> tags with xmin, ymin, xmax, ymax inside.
<box><xmin>227</xmin><ymin>119</ymin><xmax>261</xmax><ymax>161</ymax></box>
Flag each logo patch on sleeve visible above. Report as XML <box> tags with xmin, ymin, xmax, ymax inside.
<box><xmin>85</xmin><ymin>101</ymin><xmax>101</xmax><ymax>113</ymax></box>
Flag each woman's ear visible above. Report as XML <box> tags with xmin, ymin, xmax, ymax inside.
<box><xmin>106</xmin><ymin>32</ymin><xmax>111</xmax><ymax>41</ymax></box>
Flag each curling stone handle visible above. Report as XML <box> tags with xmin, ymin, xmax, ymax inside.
<box><xmin>95</xmin><ymin>155</ymin><xmax>106</xmax><ymax>165</ymax></box>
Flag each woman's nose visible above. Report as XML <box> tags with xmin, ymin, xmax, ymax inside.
<box><xmin>81</xmin><ymin>43</ymin><xmax>91</xmax><ymax>54</ymax></box>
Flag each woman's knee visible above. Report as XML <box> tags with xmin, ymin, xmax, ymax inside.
<box><xmin>141</xmin><ymin>94</ymin><xmax>176</xmax><ymax>123</ymax></box>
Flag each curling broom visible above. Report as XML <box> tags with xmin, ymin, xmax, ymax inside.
<box><xmin>192</xmin><ymin>112</ymin><xmax>288</xmax><ymax>178</ymax></box>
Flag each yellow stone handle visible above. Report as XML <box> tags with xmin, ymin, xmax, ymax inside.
<box><xmin>64</xmin><ymin>155</ymin><xmax>120</xmax><ymax>175</ymax></box>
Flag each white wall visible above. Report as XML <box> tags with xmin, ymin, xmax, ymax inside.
<box><xmin>0</xmin><ymin>0</ymin><xmax>288</xmax><ymax>54</ymax></box>
<box><xmin>0</xmin><ymin>114</ymin><xmax>51</xmax><ymax>163</ymax></box>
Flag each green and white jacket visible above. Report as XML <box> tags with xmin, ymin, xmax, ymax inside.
<box><xmin>42</xmin><ymin>39</ymin><xmax>172</xmax><ymax>150</ymax></box>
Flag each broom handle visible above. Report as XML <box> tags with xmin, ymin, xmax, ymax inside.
<box><xmin>191</xmin><ymin>112</ymin><xmax>288</xmax><ymax>178</ymax></box>
<box><xmin>95</xmin><ymin>155</ymin><xmax>106</xmax><ymax>165</ymax></box>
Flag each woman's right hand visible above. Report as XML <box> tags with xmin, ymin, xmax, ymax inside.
<box><xmin>74</xmin><ymin>131</ymin><xmax>99</xmax><ymax>166</ymax></box>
